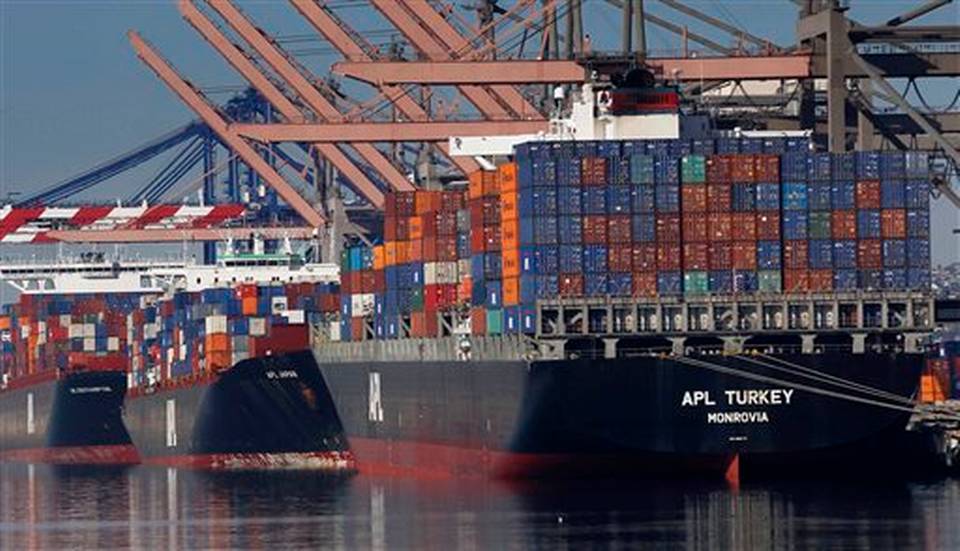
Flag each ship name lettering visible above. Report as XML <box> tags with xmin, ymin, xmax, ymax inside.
<box><xmin>69</xmin><ymin>386</ymin><xmax>111</xmax><ymax>394</ymax></box>
<box><xmin>724</xmin><ymin>389</ymin><xmax>794</xmax><ymax>406</ymax></box>
<box><xmin>265</xmin><ymin>370</ymin><xmax>298</xmax><ymax>379</ymax></box>
<box><xmin>707</xmin><ymin>411</ymin><xmax>770</xmax><ymax>424</ymax></box>
<box><xmin>681</xmin><ymin>391</ymin><xmax>716</xmax><ymax>407</ymax></box>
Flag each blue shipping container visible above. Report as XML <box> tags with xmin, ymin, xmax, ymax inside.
<box><xmin>607</xmin><ymin>186</ymin><xmax>632</xmax><ymax>214</ymax></box>
<box><xmin>732</xmin><ymin>183</ymin><xmax>756</xmax><ymax>211</ymax></box>
<box><xmin>559</xmin><ymin>245</ymin><xmax>584</xmax><ymax>272</ymax></box>
<box><xmin>584</xmin><ymin>245</ymin><xmax>608</xmax><ymax>273</ymax></box>
<box><xmin>557</xmin><ymin>187</ymin><xmax>583</xmax><ymax>214</ymax></box>
<box><xmin>807</xmin><ymin>183</ymin><xmax>832</xmax><ymax>210</ymax></box>
<box><xmin>535</xmin><ymin>246</ymin><xmax>560</xmax><ymax>273</ymax></box>
<box><xmin>534</xmin><ymin>216</ymin><xmax>559</xmax><ymax>245</ymax></box>
<box><xmin>808</xmin><ymin>240</ymin><xmax>833</xmax><ymax>268</ymax></box>
<box><xmin>882</xmin><ymin>240</ymin><xmax>906</xmax><ymax>268</ymax></box>
<box><xmin>907</xmin><ymin>238</ymin><xmax>930</xmax><ymax>268</ymax></box>
<box><xmin>585</xmin><ymin>273</ymin><xmax>609</xmax><ymax>296</ymax></box>
<box><xmin>856</xmin><ymin>152</ymin><xmax>881</xmax><ymax>180</ymax></box>
<box><xmin>632</xmin><ymin>185</ymin><xmax>656</xmax><ymax>213</ymax></box>
<box><xmin>834</xmin><ymin>269</ymin><xmax>858</xmax><ymax>290</ymax></box>
<box><xmin>757</xmin><ymin>241</ymin><xmax>782</xmax><ymax>269</ymax></box>
<box><xmin>783</xmin><ymin>211</ymin><xmax>809</xmax><ymax>240</ymax></box>
<box><xmin>536</xmin><ymin>275</ymin><xmax>559</xmax><ymax>298</ymax></box>
<box><xmin>655</xmin><ymin>184</ymin><xmax>680</xmax><ymax>213</ymax></box>
<box><xmin>756</xmin><ymin>183</ymin><xmax>780</xmax><ymax>210</ymax></box>
<box><xmin>782</xmin><ymin>183</ymin><xmax>809</xmax><ymax>210</ymax></box>
<box><xmin>632</xmin><ymin>215</ymin><xmax>657</xmax><ymax>242</ymax></box>
<box><xmin>558</xmin><ymin>216</ymin><xmax>583</xmax><ymax>243</ymax></box>
<box><xmin>657</xmin><ymin>272</ymin><xmax>683</xmax><ymax>295</ymax></box>
<box><xmin>833</xmin><ymin>241</ymin><xmax>858</xmax><ymax>268</ymax></box>
<box><xmin>881</xmin><ymin>179</ymin><xmax>906</xmax><ymax>208</ymax></box>
<box><xmin>857</xmin><ymin>210</ymin><xmax>881</xmax><ymax>239</ymax></box>
<box><xmin>831</xmin><ymin>180</ymin><xmax>856</xmax><ymax>210</ymax></box>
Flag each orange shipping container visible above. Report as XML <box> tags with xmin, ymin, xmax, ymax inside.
<box><xmin>708</xmin><ymin>213</ymin><xmax>732</xmax><ymax>241</ymax></box>
<box><xmin>407</xmin><ymin>240</ymin><xmax>423</xmax><ymax>263</ymax></box>
<box><xmin>831</xmin><ymin>210</ymin><xmax>857</xmax><ymax>239</ymax></box>
<box><xmin>499</xmin><ymin>162</ymin><xmax>518</xmax><ymax>193</ymax></box>
<box><xmin>809</xmin><ymin>269</ymin><xmax>834</xmax><ymax>291</ymax></box>
<box><xmin>502</xmin><ymin>222</ymin><xmax>519</xmax><ymax>251</ymax></box>
<box><xmin>482</xmin><ymin>171</ymin><xmax>500</xmax><ymax>197</ymax></box>
<box><xmin>681</xmin><ymin>185</ymin><xmax>707</xmax><ymax>212</ymax></box>
<box><xmin>784</xmin><ymin>269</ymin><xmax>810</xmax><ymax>293</ymax></box>
<box><xmin>501</xmin><ymin>191</ymin><xmax>519</xmax><ymax>222</ymax></box>
<box><xmin>0</xmin><ymin>316</ymin><xmax>9</xmax><ymax>331</ymax></box>
<box><xmin>469</xmin><ymin>170</ymin><xmax>485</xmax><ymax>199</ymax></box>
<box><xmin>503</xmin><ymin>277</ymin><xmax>520</xmax><ymax>306</ymax></box>
<box><xmin>408</xmin><ymin>216</ymin><xmax>424</xmax><ymax>240</ymax></box>
<box><xmin>242</xmin><ymin>296</ymin><xmax>258</xmax><ymax>315</ymax></box>
<box><xmin>502</xmin><ymin>248</ymin><xmax>521</xmax><ymax>278</ymax></box>
<box><xmin>415</xmin><ymin>191</ymin><xmax>434</xmax><ymax>215</ymax></box>
<box><xmin>384</xmin><ymin>242</ymin><xmax>399</xmax><ymax>266</ymax></box>
<box><xmin>372</xmin><ymin>245</ymin><xmax>385</xmax><ymax>270</ymax></box>
<box><xmin>458</xmin><ymin>277</ymin><xmax>473</xmax><ymax>303</ymax></box>
<box><xmin>881</xmin><ymin>209</ymin><xmax>906</xmax><ymax>238</ymax></box>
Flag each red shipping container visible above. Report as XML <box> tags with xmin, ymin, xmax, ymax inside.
<box><xmin>681</xmin><ymin>185</ymin><xmax>707</xmax><ymax>212</ymax></box>
<box><xmin>656</xmin><ymin>215</ymin><xmax>681</xmax><ymax>242</ymax></box>
<box><xmin>784</xmin><ymin>270</ymin><xmax>810</xmax><ymax>293</ymax></box>
<box><xmin>657</xmin><ymin>243</ymin><xmax>682</xmax><ymax>270</ymax></box>
<box><xmin>410</xmin><ymin>312</ymin><xmax>427</xmax><ymax>338</ymax></box>
<box><xmin>731</xmin><ymin>241</ymin><xmax>757</xmax><ymax>270</ymax></box>
<box><xmin>856</xmin><ymin>181</ymin><xmax>881</xmax><ymax>209</ymax></box>
<box><xmin>683</xmin><ymin>242</ymin><xmax>709</xmax><ymax>270</ymax></box>
<box><xmin>348</xmin><ymin>272</ymin><xmax>362</xmax><ymax>294</ymax></box>
<box><xmin>809</xmin><ymin>269</ymin><xmax>834</xmax><ymax>291</ymax></box>
<box><xmin>470</xmin><ymin>230</ymin><xmax>485</xmax><ymax>253</ymax></box>
<box><xmin>436</xmin><ymin>212</ymin><xmax>458</xmax><ymax>236</ymax></box>
<box><xmin>581</xmin><ymin>157</ymin><xmax>608</xmax><ymax>185</ymax></box>
<box><xmin>881</xmin><ymin>209</ymin><xmax>906</xmax><ymax>238</ymax></box>
<box><xmin>482</xmin><ymin>171</ymin><xmax>500</xmax><ymax>197</ymax></box>
<box><xmin>481</xmin><ymin>196</ymin><xmax>501</xmax><ymax>225</ymax></box>
<box><xmin>396</xmin><ymin>216</ymin><xmax>410</xmax><ymax>241</ymax></box>
<box><xmin>731</xmin><ymin>213</ymin><xmax>757</xmax><ymax>241</ymax></box>
<box><xmin>559</xmin><ymin>273</ymin><xmax>584</xmax><ymax>296</ymax></box>
<box><xmin>682</xmin><ymin>213</ymin><xmax>708</xmax><ymax>242</ymax></box>
<box><xmin>632</xmin><ymin>244</ymin><xmax>658</xmax><ymax>271</ymax></box>
<box><xmin>755</xmin><ymin>154</ymin><xmax>780</xmax><ymax>182</ymax></box>
<box><xmin>408</xmin><ymin>239</ymin><xmax>423</xmax><ymax>262</ymax></box>
<box><xmin>632</xmin><ymin>272</ymin><xmax>657</xmax><ymax>297</ymax></box>
<box><xmin>383</xmin><ymin>218</ymin><xmax>397</xmax><ymax>241</ymax></box>
<box><xmin>784</xmin><ymin>240</ymin><xmax>809</xmax><ymax>269</ymax></box>
<box><xmin>583</xmin><ymin>215</ymin><xmax>608</xmax><ymax>244</ymax></box>
<box><xmin>708</xmin><ymin>213</ymin><xmax>732</xmax><ymax>242</ymax></box>
<box><xmin>609</xmin><ymin>244</ymin><xmax>633</xmax><ymax>272</ymax></box>
<box><xmin>707</xmin><ymin>184</ymin><xmax>732</xmax><ymax>212</ymax></box>
<box><xmin>831</xmin><ymin>210</ymin><xmax>857</xmax><ymax>239</ymax></box>
<box><xmin>471</xmin><ymin>307</ymin><xmax>487</xmax><ymax>336</ymax></box>
<box><xmin>756</xmin><ymin>211</ymin><xmax>781</xmax><ymax>239</ymax></box>
<box><xmin>437</xmin><ymin>236</ymin><xmax>459</xmax><ymax>261</ymax></box>
<box><xmin>440</xmin><ymin>191</ymin><xmax>465</xmax><ymax>213</ymax></box>
<box><xmin>373</xmin><ymin>270</ymin><xmax>386</xmax><ymax>293</ymax></box>
<box><xmin>709</xmin><ymin>241</ymin><xmax>733</xmax><ymax>270</ymax></box>
<box><xmin>385</xmin><ymin>193</ymin><xmax>397</xmax><ymax>217</ymax></box>
<box><xmin>858</xmin><ymin>239</ymin><xmax>883</xmax><ymax>269</ymax></box>
<box><xmin>608</xmin><ymin>215</ymin><xmax>632</xmax><ymax>243</ymax></box>
<box><xmin>360</xmin><ymin>271</ymin><xmax>377</xmax><ymax>293</ymax></box>
<box><xmin>731</xmin><ymin>155</ymin><xmax>756</xmax><ymax>182</ymax></box>
<box><xmin>424</xmin><ymin>284</ymin><xmax>441</xmax><ymax>311</ymax></box>
<box><xmin>482</xmin><ymin>225</ymin><xmax>502</xmax><ymax>252</ymax></box>
<box><xmin>422</xmin><ymin>236</ymin><xmax>438</xmax><ymax>261</ymax></box>
<box><xmin>706</xmin><ymin>155</ymin><xmax>732</xmax><ymax>182</ymax></box>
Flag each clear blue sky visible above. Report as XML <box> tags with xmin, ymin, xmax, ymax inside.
<box><xmin>0</xmin><ymin>0</ymin><xmax>957</xmax><ymax>262</ymax></box>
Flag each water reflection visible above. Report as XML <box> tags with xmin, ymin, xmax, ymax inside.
<box><xmin>1</xmin><ymin>464</ymin><xmax>958</xmax><ymax>549</ymax></box>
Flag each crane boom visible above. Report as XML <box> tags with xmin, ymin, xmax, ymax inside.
<box><xmin>128</xmin><ymin>31</ymin><xmax>326</xmax><ymax>227</ymax></box>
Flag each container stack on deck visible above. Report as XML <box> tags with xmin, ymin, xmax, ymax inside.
<box><xmin>336</xmin><ymin>138</ymin><xmax>933</xmax><ymax>341</ymax></box>
<box><xmin>0</xmin><ymin>294</ymin><xmax>142</xmax><ymax>384</ymax></box>
<box><xmin>126</xmin><ymin>281</ymin><xmax>337</xmax><ymax>388</ymax></box>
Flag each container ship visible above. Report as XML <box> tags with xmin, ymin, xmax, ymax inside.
<box><xmin>0</xmin><ymin>255</ymin><xmax>180</xmax><ymax>464</ymax></box>
<box><xmin>0</xmin><ymin>74</ymin><xmax>940</xmax><ymax>478</ymax></box>
<box><xmin>0</xmin><ymin>241</ymin><xmax>354</xmax><ymax>469</ymax></box>
<box><xmin>306</xmin><ymin>76</ymin><xmax>939</xmax><ymax>480</ymax></box>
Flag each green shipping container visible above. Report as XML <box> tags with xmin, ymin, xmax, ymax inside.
<box><xmin>630</xmin><ymin>155</ymin><xmax>655</xmax><ymax>184</ymax></box>
<box><xmin>683</xmin><ymin>271</ymin><xmax>709</xmax><ymax>295</ymax></box>
<box><xmin>681</xmin><ymin>155</ymin><xmax>706</xmax><ymax>184</ymax></box>
<box><xmin>809</xmin><ymin>211</ymin><xmax>832</xmax><ymax>239</ymax></box>
<box><xmin>758</xmin><ymin>270</ymin><xmax>782</xmax><ymax>292</ymax></box>
<box><xmin>409</xmin><ymin>288</ymin><xmax>424</xmax><ymax>311</ymax></box>
<box><xmin>486</xmin><ymin>308</ymin><xmax>503</xmax><ymax>334</ymax></box>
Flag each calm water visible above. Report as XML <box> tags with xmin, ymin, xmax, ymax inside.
<box><xmin>1</xmin><ymin>464</ymin><xmax>958</xmax><ymax>549</ymax></box>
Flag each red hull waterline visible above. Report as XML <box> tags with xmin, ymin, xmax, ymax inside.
<box><xmin>349</xmin><ymin>438</ymin><xmax>734</xmax><ymax>480</ymax></box>
<box><xmin>0</xmin><ymin>444</ymin><xmax>140</xmax><ymax>465</ymax></box>
<box><xmin>139</xmin><ymin>450</ymin><xmax>357</xmax><ymax>471</ymax></box>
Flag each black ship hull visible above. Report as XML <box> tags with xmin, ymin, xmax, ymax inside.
<box><xmin>0</xmin><ymin>371</ymin><xmax>138</xmax><ymax>465</ymax></box>
<box><xmin>311</xmin><ymin>352</ymin><xmax>926</xmax><ymax>479</ymax></box>
<box><xmin>122</xmin><ymin>352</ymin><xmax>354</xmax><ymax>470</ymax></box>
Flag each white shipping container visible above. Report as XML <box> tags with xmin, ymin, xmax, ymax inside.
<box><xmin>108</xmin><ymin>337</ymin><xmax>120</xmax><ymax>352</ymax></box>
<box><xmin>436</xmin><ymin>262</ymin><xmax>458</xmax><ymax>284</ymax></box>
<box><xmin>283</xmin><ymin>310</ymin><xmax>306</xmax><ymax>324</ymax></box>
<box><xmin>205</xmin><ymin>315</ymin><xmax>228</xmax><ymax>334</ymax></box>
<box><xmin>458</xmin><ymin>259</ymin><xmax>471</xmax><ymax>278</ymax></box>
<box><xmin>179</xmin><ymin>344</ymin><xmax>187</xmax><ymax>361</ymax></box>
<box><xmin>83</xmin><ymin>337</ymin><xmax>95</xmax><ymax>352</ymax></box>
<box><xmin>271</xmin><ymin>297</ymin><xmax>288</xmax><ymax>313</ymax></box>
<box><xmin>69</xmin><ymin>324</ymin><xmax>83</xmax><ymax>339</ymax></box>
<box><xmin>20</xmin><ymin>326</ymin><xmax>30</xmax><ymax>339</ymax></box>
<box><xmin>60</xmin><ymin>315</ymin><xmax>71</xmax><ymax>326</ymax></box>
<box><xmin>83</xmin><ymin>323</ymin><xmax>96</xmax><ymax>338</ymax></box>
<box><xmin>249</xmin><ymin>318</ymin><xmax>267</xmax><ymax>336</ymax></box>
<box><xmin>360</xmin><ymin>294</ymin><xmax>375</xmax><ymax>315</ymax></box>
<box><xmin>423</xmin><ymin>262</ymin><xmax>438</xmax><ymax>285</ymax></box>
<box><xmin>232</xmin><ymin>350</ymin><xmax>249</xmax><ymax>365</ymax></box>
<box><xmin>328</xmin><ymin>321</ymin><xmax>341</xmax><ymax>342</ymax></box>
